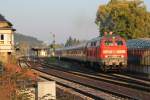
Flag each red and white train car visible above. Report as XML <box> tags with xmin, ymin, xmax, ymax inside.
<box><xmin>56</xmin><ymin>32</ymin><xmax>127</xmax><ymax>71</ymax></box>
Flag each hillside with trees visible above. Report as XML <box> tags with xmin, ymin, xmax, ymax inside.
<box><xmin>95</xmin><ymin>0</ymin><xmax>150</xmax><ymax>39</ymax></box>
<box><xmin>14</xmin><ymin>33</ymin><xmax>44</xmax><ymax>47</ymax></box>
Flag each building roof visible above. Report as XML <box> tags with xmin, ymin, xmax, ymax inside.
<box><xmin>0</xmin><ymin>14</ymin><xmax>13</xmax><ymax>26</ymax></box>
<box><xmin>127</xmin><ymin>39</ymin><xmax>150</xmax><ymax>49</ymax></box>
<box><xmin>0</xmin><ymin>27</ymin><xmax>16</xmax><ymax>31</ymax></box>
<box><xmin>0</xmin><ymin>14</ymin><xmax>7</xmax><ymax>21</ymax></box>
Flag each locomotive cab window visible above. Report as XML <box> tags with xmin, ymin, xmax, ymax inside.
<box><xmin>105</xmin><ymin>40</ymin><xmax>113</xmax><ymax>46</ymax></box>
<box><xmin>115</xmin><ymin>40</ymin><xmax>123</xmax><ymax>46</ymax></box>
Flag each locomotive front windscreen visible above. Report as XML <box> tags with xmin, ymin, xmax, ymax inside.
<box><xmin>104</xmin><ymin>40</ymin><xmax>113</xmax><ymax>46</ymax></box>
<box><xmin>104</xmin><ymin>40</ymin><xmax>124</xmax><ymax>46</ymax></box>
<box><xmin>115</xmin><ymin>40</ymin><xmax>123</xmax><ymax>46</ymax></box>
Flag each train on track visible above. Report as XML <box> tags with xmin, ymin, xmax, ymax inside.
<box><xmin>55</xmin><ymin>32</ymin><xmax>128</xmax><ymax>71</ymax></box>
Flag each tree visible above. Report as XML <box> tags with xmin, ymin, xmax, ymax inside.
<box><xmin>95</xmin><ymin>0</ymin><xmax>150</xmax><ymax>39</ymax></box>
<box><xmin>65</xmin><ymin>36</ymin><xmax>73</xmax><ymax>47</ymax></box>
<box><xmin>0</xmin><ymin>63</ymin><xmax>37</xmax><ymax>100</ymax></box>
<box><xmin>65</xmin><ymin>36</ymin><xmax>81</xmax><ymax>47</ymax></box>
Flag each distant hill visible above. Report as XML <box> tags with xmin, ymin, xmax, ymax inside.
<box><xmin>14</xmin><ymin>33</ymin><xmax>44</xmax><ymax>47</ymax></box>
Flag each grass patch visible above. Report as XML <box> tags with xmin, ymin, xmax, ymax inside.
<box><xmin>45</xmin><ymin>57</ymin><xmax>57</xmax><ymax>63</ymax></box>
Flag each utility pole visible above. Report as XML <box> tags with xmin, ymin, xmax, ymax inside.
<box><xmin>53</xmin><ymin>34</ymin><xmax>55</xmax><ymax>53</ymax></box>
<box><xmin>50</xmin><ymin>33</ymin><xmax>55</xmax><ymax>56</ymax></box>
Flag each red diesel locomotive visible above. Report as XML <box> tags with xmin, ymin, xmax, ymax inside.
<box><xmin>55</xmin><ymin>32</ymin><xmax>127</xmax><ymax>71</ymax></box>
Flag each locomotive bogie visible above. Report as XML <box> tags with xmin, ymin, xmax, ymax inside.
<box><xmin>101</xmin><ymin>58</ymin><xmax>127</xmax><ymax>66</ymax></box>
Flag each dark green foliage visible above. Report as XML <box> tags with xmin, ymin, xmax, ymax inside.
<box><xmin>49</xmin><ymin>44</ymin><xmax>64</xmax><ymax>50</ymax></box>
<box><xmin>96</xmin><ymin>0</ymin><xmax>150</xmax><ymax>39</ymax></box>
<box><xmin>46</xmin><ymin>57</ymin><xmax>57</xmax><ymax>63</ymax></box>
<box><xmin>65</xmin><ymin>36</ymin><xmax>80</xmax><ymax>47</ymax></box>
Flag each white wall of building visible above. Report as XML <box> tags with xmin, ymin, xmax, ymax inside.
<box><xmin>0</xmin><ymin>30</ymin><xmax>13</xmax><ymax>52</ymax></box>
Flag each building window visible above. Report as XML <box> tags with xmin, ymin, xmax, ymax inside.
<box><xmin>0</xmin><ymin>34</ymin><xmax>4</xmax><ymax>40</ymax></box>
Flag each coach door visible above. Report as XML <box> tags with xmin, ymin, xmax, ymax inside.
<box><xmin>96</xmin><ymin>40</ymin><xmax>100</xmax><ymax>61</ymax></box>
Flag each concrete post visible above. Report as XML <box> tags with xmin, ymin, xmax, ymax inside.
<box><xmin>37</xmin><ymin>81</ymin><xmax>56</xmax><ymax>100</ymax></box>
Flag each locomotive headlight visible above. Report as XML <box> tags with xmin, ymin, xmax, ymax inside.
<box><xmin>103</xmin><ymin>50</ymin><xmax>113</xmax><ymax>54</ymax></box>
<box><xmin>105</xmin><ymin>55</ymin><xmax>108</xmax><ymax>58</ymax></box>
<box><xmin>121</xmin><ymin>55</ymin><xmax>124</xmax><ymax>58</ymax></box>
<box><xmin>117</xmin><ymin>50</ymin><xmax>126</xmax><ymax>54</ymax></box>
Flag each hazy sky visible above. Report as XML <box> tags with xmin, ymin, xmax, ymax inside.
<box><xmin>0</xmin><ymin>0</ymin><xmax>149</xmax><ymax>44</ymax></box>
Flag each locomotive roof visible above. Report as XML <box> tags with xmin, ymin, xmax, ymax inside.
<box><xmin>88</xmin><ymin>36</ymin><xmax>102</xmax><ymax>42</ymax></box>
<box><xmin>56</xmin><ymin>42</ymin><xmax>87</xmax><ymax>51</ymax></box>
<box><xmin>89</xmin><ymin>35</ymin><xmax>123</xmax><ymax>42</ymax></box>
<box><xmin>127</xmin><ymin>39</ymin><xmax>150</xmax><ymax>49</ymax></box>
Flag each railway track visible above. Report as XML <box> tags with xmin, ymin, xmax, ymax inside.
<box><xmin>19</xmin><ymin>60</ymin><xmax>116</xmax><ymax>100</ymax></box>
<box><xmin>113</xmin><ymin>72</ymin><xmax>150</xmax><ymax>82</ymax></box>
<box><xmin>62</xmin><ymin>70</ymin><xmax>150</xmax><ymax>92</ymax></box>
<box><xmin>38</xmin><ymin>60</ymin><xmax>150</xmax><ymax>93</ymax></box>
<box><xmin>37</xmin><ymin>71</ymin><xmax>114</xmax><ymax>100</ymax></box>
<box><xmin>20</xmin><ymin>57</ymin><xmax>150</xmax><ymax>100</ymax></box>
<box><xmin>23</xmin><ymin>58</ymin><xmax>150</xmax><ymax>100</ymax></box>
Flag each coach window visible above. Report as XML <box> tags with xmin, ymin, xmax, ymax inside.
<box><xmin>91</xmin><ymin>42</ymin><xmax>92</xmax><ymax>46</ymax></box>
<box><xmin>96</xmin><ymin>41</ymin><xmax>100</xmax><ymax>46</ymax></box>
<box><xmin>93</xmin><ymin>42</ymin><xmax>94</xmax><ymax>46</ymax></box>
<box><xmin>87</xmin><ymin>43</ymin><xmax>91</xmax><ymax>47</ymax></box>
<box><xmin>94</xmin><ymin>42</ymin><xmax>96</xmax><ymax>46</ymax></box>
